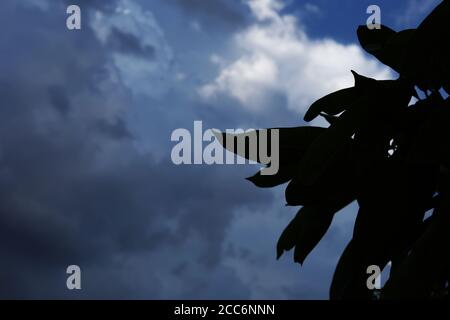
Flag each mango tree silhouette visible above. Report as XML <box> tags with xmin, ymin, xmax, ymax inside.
<box><xmin>216</xmin><ymin>1</ymin><xmax>450</xmax><ymax>300</ymax></box>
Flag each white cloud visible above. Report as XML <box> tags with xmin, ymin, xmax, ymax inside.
<box><xmin>199</xmin><ymin>0</ymin><xmax>392</xmax><ymax>118</ymax></box>
<box><xmin>200</xmin><ymin>53</ymin><xmax>279</xmax><ymax>111</ymax></box>
<box><xmin>396</xmin><ymin>0</ymin><xmax>441</xmax><ymax>27</ymax></box>
<box><xmin>91</xmin><ymin>0</ymin><xmax>174</xmax><ymax>98</ymax></box>
<box><xmin>304</xmin><ymin>3</ymin><xmax>321</xmax><ymax>15</ymax></box>
<box><xmin>247</xmin><ymin>0</ymin><xmax>284</xmax><ymax>21</ymax></box>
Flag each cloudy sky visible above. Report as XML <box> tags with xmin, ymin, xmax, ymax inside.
<box><xmin>0</xmin><ymin>0</ymin><xmax>441</xmax><ymax>299</ymax></box>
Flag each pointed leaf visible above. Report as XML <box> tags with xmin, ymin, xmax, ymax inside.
<box><xmin>304</xmin><ymin>87</ymin><xmax>359</xmax><ymax>122</ymax></box>
<box><xmin>297</xmin><ymin>102</ymin><xmax>368</xmax><ymax>188</ymax></box>
<box><xmin>285</xmin><ymin>142</ymin><xmax>355</xmax><ymax>206</ymax></box>
<box><xmin>246</xmin><ymin>165</ymin><xmax>296</xmax><ymax>188</ymax></box>
<box><xmin>357</xmin><ymin>24</ymin><xmax>415</xmax><ymax>75</ymax></box>
<box><xmin>277</xmin><ymin>200</ymin><xmax>350</xmax><ymax>264</ymax></box>
<box><xmin>213</xmin><ymin>126</ymin><xmax>325</xmax><ymax>165</ymax></box>
<box><xmin>357</xmin><ymin>24</ymin><xmax>396</xmax><ymax>55</ymax></box>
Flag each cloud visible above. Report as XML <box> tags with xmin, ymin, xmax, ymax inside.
<box><xmin>166</xmin><ymin>0</ymin><xmax>247</xmax><ymax>27</ymax></box>
<box><xmin>304</xmin><ymin>3</ymin><xmax>321</xmax><ymax>15</ymax></box>
<box><xmin>90</xmin><ymin>0</ymin><xmax>174</xmax><ymax>97</ymax></box>
<box><xmin>107</xmin><ymin>27</ymin><xmax>156</xmax><ymax>58</ymax></box>
<box><xmin>199</xmin><ymin>0</ymin><xmax>392</xmax><ymax>118</ymax></box>
<box><xmin>0</xmin><ymin>0</ymin><xmax>387</xmax><ymax>300</ymax></box>
<box><xmin>0</xmin><ymin>0</ymin><xmax>271</xmax><ymax>299</ymax></box>
<box><xmin>222</xmin><ymin>190</ymin><xmax>358</xmax><ymax>299</ymax></box>
<box><xmin>396</xmin><ymin>0</ymin><xmax>441</xmax><ymax>27</ymax></box>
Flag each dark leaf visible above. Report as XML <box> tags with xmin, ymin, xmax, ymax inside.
<box><xmin>320</xmin><ymin>112</ymin><xmax>338</xmax><ymax>125</ymax></box>
<box><xmin>357</xmin><ymin>24</ymin><xmax>396</xmax><ymax>55</ymax></box>
<box><xmin>246</xmin><ymin>165</ymin><xmax>296</xmax><ymax>188</ymax></box>
<box><xmin>403</xmin><ymin>1</ymin><xmax>450</xmax><ymax>90</ymax></box>
<box><xmin>304</xmin><ymin>87</ymin><xmax>358</xmax><ymax>122</ymax></box>
<box><xmin>277</xmin><ymin>200</ymin><xmax>350</xmax><ymax>264</ymax></box>
<box><xmin>358</xmin><ymin>24</ymin><xmax>416</xmax><ymax>77</ymax></box>
<box><xmin>214</xmin><ymin>126</ymin><xmax>324</xmax><ymax>165</ymax></box>
<box><xmin>382</xmin><ymin>194</ymin><xmax>450</xmax><ymax>299</ymax></box>
<box><xmin>330</xmin><ymin>240</ymin><xmax>380</xmax><ymax>300</ymax></box>
<box><xmin>351</xmin><ymin>70</ymin><xmax>377</xmax><ymax>89</ymax></box>
<box><xmin>285</xmin><ymin>142</ymin><xmax>355</xmax><ymax>206</ymax></box>
<box><xmin>295</xmin><ymin>104</ymin><xmax>368</xmax><ymax>188</ymax></box>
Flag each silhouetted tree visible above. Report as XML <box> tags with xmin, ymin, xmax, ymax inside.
<box><xmin>217</xmin><ymin>1</ymin><xmax>450</xmax><ymax>300</ymax></box>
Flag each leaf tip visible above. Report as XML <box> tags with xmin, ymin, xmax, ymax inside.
<box><xmin>276</xmin><ymin>247</ymin><xmax>284</xmax><ymax>260</ymax></box>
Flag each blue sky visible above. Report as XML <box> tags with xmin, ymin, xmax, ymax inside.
<box><xmin>0</xmin><ymin>0</ymin><xmax>441</xmax><ymax>299</ymax></box>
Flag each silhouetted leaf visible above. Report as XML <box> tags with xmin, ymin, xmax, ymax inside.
<box><xmin>354</xmin><ymin>155</ymin><xmax>437</xmax><ymax>257</ymax></box>
<box><xmin>357</xmin><ymin>22</ymin><xmax>419</xmax><ymax>78</ymax></box>
<box><xmin>382</xmin><ymin>193</ymin><xmax>450</xmax><ymax>299</ymax></box>
<box><xmin>295</xmin><ymin>104</ymin><xmax>368</xmax><ymax>188</ymax></box>
<box><xmin>319</xmin><ymin>113</ymin><xmax>338</xmax><ymax>125</ymax></box>
<box><xmin>304</xmin><ymin>87</ymin><xmax>359</xmax><ymax>122</ymax></box>
<box><xmin>285</xmin><ymin>142</ymin><xmax>355</xmax><ymax>206</ymax></box>
<box><xmin>246</xmin><ymin>165</ymin><xmax>296</xmax><ymax>188</ymax></box>
<box><xmin>304</xmin><ymin>70</ymin><xmax>377</xmax><ymax>123</ymax></box>
<box><xmin>330</xmin><ymin>240</ymin><xmax>379</xmax><ymax>300</ymax></box>
<box><xmin>406</xmin><ymin>93</ymin><xmax>447</xmax><ymax>167</ymax></box>
<box><xmin>357</xmin><ymin>24</ymin><xmax>396</xmax><ymax>55</ymax></box>
<box><xmin>218</xmin><ymin>0</ymin><xmax>450</xmax><ymax>300</ymax></box>
<box><xmin>351</xmin><ymin>70</ymin><xmax>377</xmax><ymax>89</ymax></box>
<box><xmin>415</xmin><ymin>0</ymin><xmax>450</xmax><ymax>41</ymax></box>
<box><xmin>277</xmin><ymin>200</ymin><xmax>350</xmax><ymax>264</ymax></box>
<box><xmin>403</xmin><ymin>1</ymin><xmax>450</xmax><ymax>90</ymax></box>
<box><xmin>213</xmin><ymin>126</ymin><xmax>324</xmax><ymax>165</ymax></box>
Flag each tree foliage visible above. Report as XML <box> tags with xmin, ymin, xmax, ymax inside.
<box><xmin>217</xmin><ymin>1</ymin><xmax>450</xmax><ymax>300</ymax></box>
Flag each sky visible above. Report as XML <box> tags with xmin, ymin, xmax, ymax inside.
<box><xmin>0</xmin><ymin>0</ymin><xmax>442</xmax><ymax>299</ymax></box>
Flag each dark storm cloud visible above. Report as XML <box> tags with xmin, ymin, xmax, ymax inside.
<box><xmin>107</xmin><ymin>28</ymin><xmax>156</xmax><ymax>58</ymax></box>
<box><xmin>166</xmin><ymin>0</ymin><xmax>247</xmax><ymax>27</ymax></box>
<box><xmin>62</xmin><ymin>0</ymin><xmax>119</xmax><ymax>12</ymax></box>
<box><xmin>0</xmin><ymin>0</ymin><xmax>358</xmax><ymax>300</ymax></box>
<box><xmin>94</xmin><ymin>118</ymin><xmax>134</xmax><ymax>140</ymax></box>
<box><xmin>48</xmin><ymin>85</ymin><xmax>71</xmax><ymax>116</ymax></box>
<box><xmin>0</xmin><ymin>1</ymin><xmax>272</xmax><ymax>298</ymax></box>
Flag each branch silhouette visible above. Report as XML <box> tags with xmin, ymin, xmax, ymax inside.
<box><xmin>216</xmin><ymin>0</ymin><xmax>450</xmax><ymax>300</ymax></box>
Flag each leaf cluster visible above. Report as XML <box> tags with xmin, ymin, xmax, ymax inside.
<box><xmin>217</xmin><ymin>1</ymin><xmax>450</xmax><ymax>299</ymax></box>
